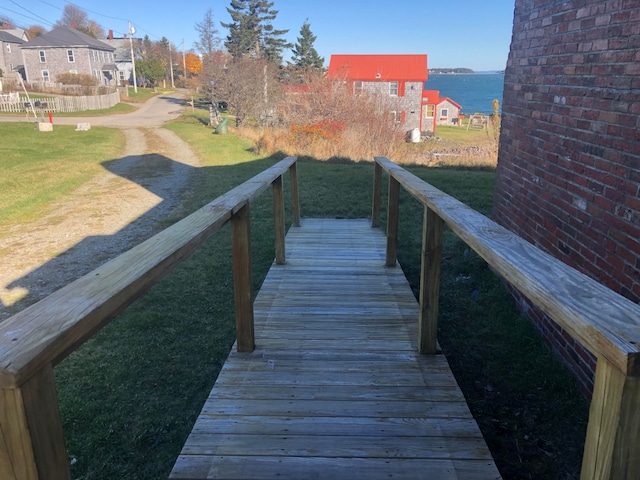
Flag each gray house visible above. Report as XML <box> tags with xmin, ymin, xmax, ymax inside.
<box><xmin>103</xmin><ymin>30</ymin><xmax>141</xmax><ymax>86</ymax></box>
<box><xmin>21</xmin><ymin>26</ymin><xmax>117</xmax><ymax>86</ymax></box>
<box><xmin>0</xmin><ymin>30</ymin><xmax>27</xmax><ymax>82</ymax></box>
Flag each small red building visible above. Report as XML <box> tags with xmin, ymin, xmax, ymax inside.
<box><xmin>421</xmin><ymin>90</ymin><xmax>462</xmax><ymax>132</ymax></box>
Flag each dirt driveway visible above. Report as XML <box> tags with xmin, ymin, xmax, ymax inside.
<box><xmin>0</xmin><ymin>93</ymin><xmax>201</xmax><ymax>319</ymax></box>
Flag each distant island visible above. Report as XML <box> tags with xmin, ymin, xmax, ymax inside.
<box><xmin>429</xmin><ymin>68</ymin><xmax>475</xmax><ymax>74</ymax></box>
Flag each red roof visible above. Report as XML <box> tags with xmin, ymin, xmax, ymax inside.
<box><xmin>422</xmin><ymin>89</ymin><xmax>462</xmax><ymax>109</ymax></box>
<box><xmin>327</xmin><ymin>54</ymin><xmax>428</xmax><ymax>82</ymax></box>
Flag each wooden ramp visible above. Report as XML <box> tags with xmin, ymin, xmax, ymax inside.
<box><xmin>170</xmin><ymin>219</ymin><xmax>501</xmax><ymax>480</ymax></box>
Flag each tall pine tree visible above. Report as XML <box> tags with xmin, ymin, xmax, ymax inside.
<box><xmin>290</xmin><ymin>20</ymin><xmax>324</xmax><ymax>70</ymax></box>
<box><xmin>221</xmin><ymin>0</ymin><xmax>291</xmax><ymax>64</ymax></box>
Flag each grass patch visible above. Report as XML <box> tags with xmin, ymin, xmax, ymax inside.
<box><xmin>27</xmin><ymin>117</ymin><xmax>587</xmax><ymax>479</ymax></box>
<box><xmin>0</xmin><ymin>123</ymin><xmax>125</xmax><ymax>226</ymax></box>
<box><xmin>121</xmin><ymin>87</ymin><xmax>171</xmax><ymax>103</ymax></box>
<box><xmin>50</xmin><ymin>102</ymin><xmax>137</xmax><ymax>117</ymax></box>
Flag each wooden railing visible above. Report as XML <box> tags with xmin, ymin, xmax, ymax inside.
<box><xmin>0</xmin><ymin>156</ymin><xmax>300</xmax><ymax>480</ymax></box>
<box><xmin>373</xmin><ymin>156</ymin><xmax>640</xmax><ymax>480</ymax></box>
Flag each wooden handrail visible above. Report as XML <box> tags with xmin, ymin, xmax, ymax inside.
<box><xmin>373</xmin><ymin>156</ymin><xmax>640</xmax><ymax>480</ymax></box>
<box><xmin>0</xmin><ymin>156</ymin><xmax>299</xmax><ymax>480</ymax></box>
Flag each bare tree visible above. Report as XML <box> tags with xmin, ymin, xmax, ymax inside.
<box><xmin>55</xmin><ymin>5</ymin><xmax>104</xmax><ymax>38</ymax></box>
<box><xmin>214</xmin><ymin>57</ymin><xmax>281</xmax><ymax>127</ymax></box>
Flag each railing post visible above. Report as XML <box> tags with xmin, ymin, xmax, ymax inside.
<box><xmin>385</xmin><ymin>176</ymin><xmax>400</xmax><ymax>267</ymax></box>
<box><xmin>418</xmin><ymin>206</ymin><xmax>444</xmax><ymax>355</ymax></box>
<box><xmin>372</xmin><ymin>161</ymin><xmax>382</xmax><ymax>228</ymax></box>
<box><xmin>581</xmin><ymin>356</ymin><xmax>640</xmax><ymax>480</ymax></box>
<box><xmin>289</xmin><ymin>161</ymin><xmax>300</xmax><ymax>227</ymax></box>
<box><xmin>231</xmin><ymin>202</ymin><xmax>254</xmax><ymax>352</ymax></box>
<box><xmin>272</xmin><ymin>175</ymin><xmax>286</xmax><ymax>265</ymax></box>
<box><xmin>0</xmin><ymin>364</ymin><xmax>70</xmax><ymax>480</ymax></box>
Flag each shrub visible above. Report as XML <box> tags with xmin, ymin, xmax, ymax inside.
<box><xmin>57</xmin><ymin>73</ymin><xmax>98</xmax><ymax>87</ymax></box>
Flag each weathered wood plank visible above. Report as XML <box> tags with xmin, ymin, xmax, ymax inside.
<box><xmin>375</xmin><ymin>156</ymin><xmax>640</xmax><ymax>376</ymax></box>
<box><xmin>171</xmin><ymin>456</ymin><xmax>501</xmax><ymax>480</ymax></box>
<box><xmin>170</xmin><ymin>219</ymin><xmax>500</xmax><ymax>479</ymax></box>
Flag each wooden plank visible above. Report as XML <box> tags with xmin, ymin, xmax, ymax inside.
<box><xmin>170</xmin><ymin>219</ymin><xmax>500</xmax><ymax>479</ymax></box>
<box><xmin>581</xmin><ymin>355</ymin><xmax>640</xmax><ymax>480</ymax></box>
<box><xmin>171</xmin><ymin>456</ymin><xmax>501</xmax><ymax>480</ymax></box>
<box><xmin>231</xmin><ymin>202</ymin><xmax>254</xmax><ymax>352</ymax></box>
<box><xmin>272</xmin><ymin>175</ymin><xmax>285</xmax><ymax>265</ymax></box>
<box><xmin>419</xmin><ymin>206</ymin><xmax>444</xmax><ymax>354</ymax></box>
<box><xmin>288</xmin><ymin>162</ymin><xmax>300</xmax><ymax>227</ymax></box>
<box><xmin>372</xmin><ymin>161</ymin><xmax>382</xmax><ymax>228</ymax></box>
<box><xmin>375</xmin><ymin>156</ymin><xmax>640</xmax><ymax>376</ymax></box>
<box><xmin>0</xmin><ymin>364</ymin><xmax>69</xmax><ymax>480</ymax></box>
<box><xmin>386</xmin><ymin>178</ymin><xmax>400</xmax><ymax>266</ymax></box>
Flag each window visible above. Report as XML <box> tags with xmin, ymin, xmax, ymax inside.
<box><xmin>6</xmin><ymin>44</ymin><xmax>10</xmax><ymax>53</ymax></box>
<box><xmin>424</xmin><ymin>105</ymin><xmax>434</xmax><ymax>118</ymax></box>
<box><xmin>67</xmin><ymin>49</ymin><xmax>75</xmax><ymax>62</ymax></box>
<box><xmin>92</xmin><ymin>50</ymin><xmax>98</xmax><ymax>62</ymax></box>
<box><xmin>441</xmin><ymin>108</ymin><xmax>449</xmax><ymax>118</ymax></box>
<box><xmin>101</xmin><ymin>51</ymin><xmax>105</xmax><ymax>62</ymax></box>
<box><xmin>41</xmin><ymin>70</ymin><xmax>50</xmax><ymax>82</ymax></box>
<box><xmin>70</xmin><ymin>69</ymin><xmax>78</xmax><ymax>74</ymax></box>
<box><xmin>39</xmin><ymin>50</ymin><xmax>46</xmax><ymax>63</ymax></box>
<box><xmin>389</xmin><ymin>82</ymin><xmax>398</xmax><ymax>96</ymax></box>
<box><xmin>119</xmin><ymin>70</ymin><xmax>126</xmax><ymax>81</ymax></box>
<box><xmin>354</xmin><ymin>81</ymin><xmax>363</xmax><ymax>95</ymax></box>
<box><xmin>93</xmin><ymin>70</ymin><xmax>100</xmax><ymax>78</ymax></box>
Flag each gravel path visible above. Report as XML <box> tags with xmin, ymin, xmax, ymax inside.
<box><xmin>0</xmin><ymin>94</ymin><xmax>201</xmax><ymax>319</ymax></box>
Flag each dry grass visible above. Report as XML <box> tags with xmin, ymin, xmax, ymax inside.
<box><xmin>241</xmin><ymin>118</ymin><xmax>499</xmax><ymax>169</ymax></box>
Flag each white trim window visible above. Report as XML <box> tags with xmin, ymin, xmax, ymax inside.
<box><xmin>67</xmin><ymin>49</ymin><xmax>75</xmax><ymax>62</ymax></box>
<box><xmin>119</xmin><ymin>70</ymin><xmax>126</xmax><ymax>81</ymax></box>
<box><xmin>441</xmin><ymin>108</ymin><xmax>449</xmax><ymax>118</ymax></box>
<box><xmin>41</xmin><ymin>70</ymin><xmax>50</xmax><ymax>82</ymax></box>
<box><xmin>6</xmin><ymin>44</ymin><xmax>11</xmax><ymax>53</ymax></box>
<box><xmin>39</xmin><ymin>50</ymin><xmax>46</xmax><ymax>63</ymax></box>
<box><xmin>389</xmin><ymin>81</ymin><xmax>398</xmax><ymax>96</ymax></box>
<box><xmin>70</xmin><ymin>69</ymin><xmax>78</xmax><ymax>74</ymax></box>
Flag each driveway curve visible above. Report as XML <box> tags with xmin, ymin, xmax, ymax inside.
<box><xmin>1</xmin><ymin>91</ymin><xmax>203</xmax><ymax>318</ymax></box>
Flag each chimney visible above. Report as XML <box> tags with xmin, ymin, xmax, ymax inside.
<box><xmin>108</xmin><ymin>29</ymin><xmax>114</xmax><ymax>40</ymax></box>
<box><xmin>123</xmin><ymin>33</ymin><xmax>127</xmax><ymax>39</ymax></box>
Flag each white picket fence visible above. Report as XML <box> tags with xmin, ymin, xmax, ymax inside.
<box><xmin>0</xmin><ymin>91</ymin><xmax>120</xmax><ymax>113</ymax></box>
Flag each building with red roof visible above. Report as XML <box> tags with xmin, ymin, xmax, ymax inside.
<box><xmin>327</xmin><ymin>54</ymin><xmax>461</xmax><ymax>133</ymax></box>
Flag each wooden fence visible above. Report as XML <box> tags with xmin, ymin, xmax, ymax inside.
<box><xmin>373</xmin><ymin>156</ymin><xmax>640</xmax><ymax>480</ymax></box>
<box><xmin>0</xmin><ymin>157</ymin><xmax>300</xmax><ymax>480</ymax></box>
<box><xmin>0</xmin><ymin>91</ymin><xmax>120</xmax><ymax>114</ymax></box>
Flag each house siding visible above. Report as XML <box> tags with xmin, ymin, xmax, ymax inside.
<box><xmin>22</xmin><ymin>47</ymin><xmax>114</xmax><ymax>83</ymax></box>
<box><xmin>436</xmin><ymin>100</ymin><xmax>461</xmax><ymax>126</ymax></box>
<box><xmin>358</xmin><ymin>81</ymin><xmax>423</xmax><ymax>130</ymax></box>
<box><xmin>493</xmin><ymin>0</ymin><xmax>640</xmax><ymax>396</ymax></box>
<box><xmin>0</xmin><ymin>36</ymin><xmax>25</xmax><ymax>78</ymax></box>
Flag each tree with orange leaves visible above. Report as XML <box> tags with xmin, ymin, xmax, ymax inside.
<box><xmin>184</xmin><ymin>53</ymin><xmax>203</xmax><ymax>76</ymax></box>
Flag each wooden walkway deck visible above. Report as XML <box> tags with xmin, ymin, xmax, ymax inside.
<box><xmin>170</xmin><ymin>219</ymin><xmax>501</xmax><ymax>480</ymax></box>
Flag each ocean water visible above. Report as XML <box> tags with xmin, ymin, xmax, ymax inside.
<box><xmin>424</xmin><ymin>73</ymin><xmax>505</xmax><ymax>115</ymax></box>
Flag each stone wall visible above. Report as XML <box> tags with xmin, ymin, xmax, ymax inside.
<box><xmin>493</xmin><ymin>0</ymin><xmax>640</xmax><ymax>395</ymax></box>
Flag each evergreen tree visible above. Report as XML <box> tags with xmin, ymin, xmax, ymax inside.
<box><xmin>290</xmin><ymin>20</ymin><xmax>324</xmax><ymax>70</ymax></box>
<box><xmin>221</xmin><ymin>0</ymin><xmax>291</xmax><ymax>64</ymax></box>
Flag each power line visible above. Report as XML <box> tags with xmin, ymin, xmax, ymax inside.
<box><xmin>4</xmin><ymin>1</ymin><xmax>55</xmax><ymax>27</ymax></box>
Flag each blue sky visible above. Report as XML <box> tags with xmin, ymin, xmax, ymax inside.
<box><xmin>3</xmin><ymin>0</ymin><xmax>516</xmax><ymax>71</ymax></box>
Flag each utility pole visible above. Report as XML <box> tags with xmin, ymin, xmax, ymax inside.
<box><xmin>169</xmin><ymin>43</ymin><xmax>175</xmax><ymax>88</ymax></box>
<box><xmin>182</xmin><ymin>39</ymin><xmax>186</xmax><ymax>80</ymax></box>
<box><xmin>128</xmin><ymin>22</ymin><xmax>138</xmax><ymax>93</ymax></box>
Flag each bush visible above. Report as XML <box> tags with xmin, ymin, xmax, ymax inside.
<box><xmin>57</xmin><ymin>73</ymin><xmax>98</xmax><ymax>87</ymax></box>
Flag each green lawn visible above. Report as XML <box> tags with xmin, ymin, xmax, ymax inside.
<box><xmin>3</xmin><ymin>112</ymin><xmax>588</xmax><ymax>479</ymax></box>
<box><xmin>0</xmin><ymin>123</ymin><xmax>125</xmax><ymax>226</ymax></box>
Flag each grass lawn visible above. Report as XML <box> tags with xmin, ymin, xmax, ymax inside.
<box><xmin>4</xmin><ymin>111</ymin><xmax>588</xmax><ymax>479</ymax></box>
<box><xmin>0</xmin><ymin>123</ymin><xmax>125</xmax><ymax>226</ymax></box>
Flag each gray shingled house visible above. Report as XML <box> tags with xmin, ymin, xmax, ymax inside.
<box><xmin>0</xmin><ymin>30</ymin><xmax>27</xmax><ymax>82</ymax></box>
<box><xmin>20</xmin><ymin>26</ymin><xmax>117</xmax><ymax>86</ymax></box>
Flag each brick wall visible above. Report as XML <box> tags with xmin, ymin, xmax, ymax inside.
<box><xmin>493</xmin><ymin>0</ymin><xmax>640</xmax><ymax>395</ymax></box>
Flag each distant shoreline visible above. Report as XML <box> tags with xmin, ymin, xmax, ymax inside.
<box><xmin>429</xmin><ymin>70</ymin><xmax>505</xmax><ymax>75</ymax></box>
